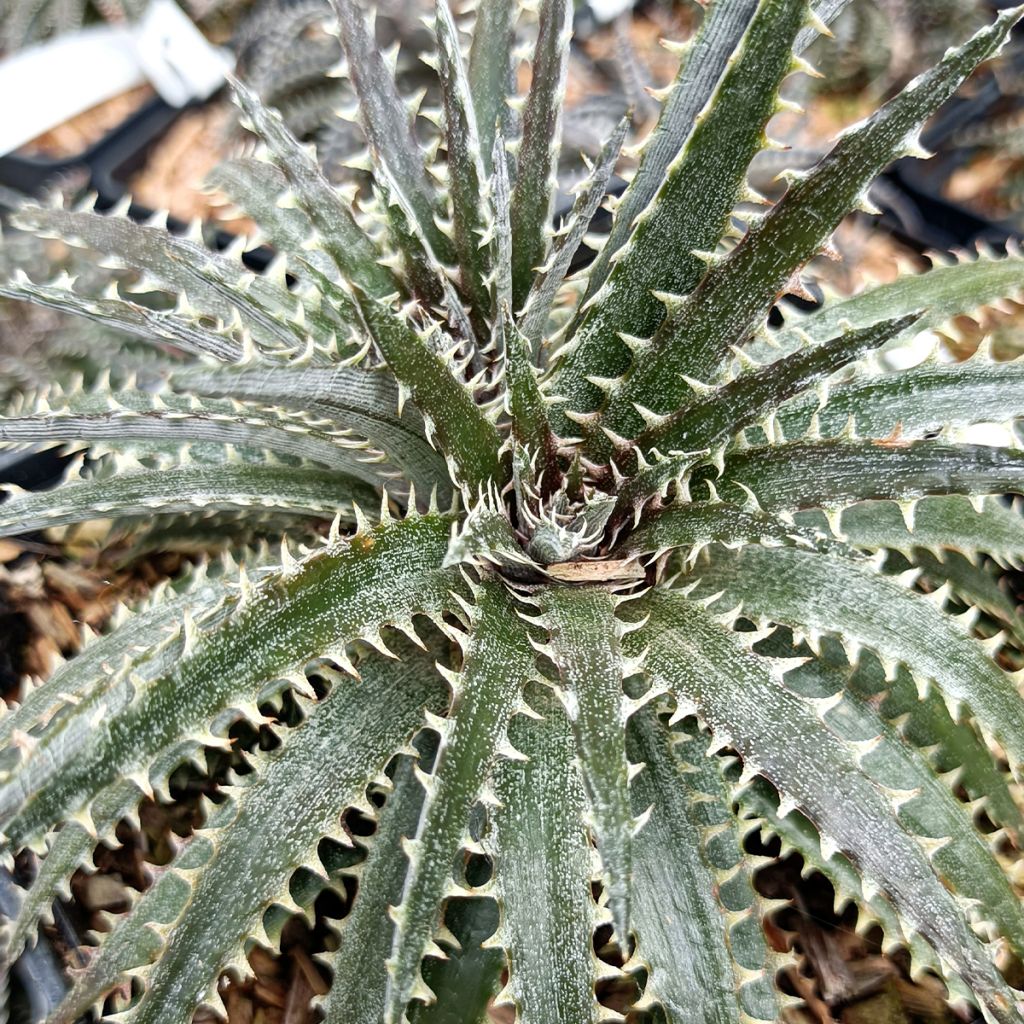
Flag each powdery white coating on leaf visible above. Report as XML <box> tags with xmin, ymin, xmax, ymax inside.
<box><xmin>1</xmin><ymin>2</ymin><xmax>1024</xmax><ymax>1021</ymax></box>
<box><xmin>630</xmin><ymin>590</ymin><xmax>1023</xmax><ymax>1024</ymax></box>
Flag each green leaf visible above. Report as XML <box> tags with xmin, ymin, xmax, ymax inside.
<box><xmin>350</xmin><ymin>291</ymin><xmax>506</xmax><ymax>490</ymax></box>
<box><xmin>231</xmin><ymin>79</ymin><xmax>394</xmax><ymax>299</ymax></box>
<box><xmin>0</xmin><ymin>463</ymin><xmax>375</xmax><ymax>538</ymax></box>
<box><xmin>50</xmin><ymin>650</ymin><xmax>448</xmax><ymax>1024</ymax></box>
<box><xmin>732</xmin><ymin>775</ymin><xmax>958</xmax><ymax>998</ymax></box>
<box><xmin>607</xmin><ymin>449</ymin><xmax>708</xmax><ymax>542</ymax></box>
<box><xmin>579</xmin><ymin>0</ymin><xmax>848</xmax><ymax>305</ymax></box>
<box><xmin>518</xmin><ymin>115</ymin><xmax>629</xmax><ymax>351</ymax></box>
<box><xmin>443</xmin><ymin>498</ymin><xmax>535</xmax><ymax>572</ymax></box>
<box><xmin>778</xmin><ymin>640</ymin><xmax>1024</xmax><ymax>960</ymax></box>
<box><xmin>204</xmin><ymin>159</ymin><xmax>333</xmax><ymax>279</ymax></box>
<box><xmin>160</xmin><ymin>363</ymin><xmax>450</xmax><ymax>498</ymax></box>
<box><xmin>615</xmin><ymin>500</ymin><xmax>827</xmax><ymax>562</ymax></box>
<box><xmin>537</xmin><ymin>586</ymin><xmax>637</xmax><ymax>945</ymax></box>
<box><xmin>548</xmin><ymin>0</ymin><xmax>810</xmax><ymax>434</ymax></box>
<box><xmin>434</xmin><ymin>0</ymin><xmax>494</xmax><ymax>321</ymax></box>
<box><xmin>501</xmin><ymin>306</ymin><xmax>558</xmax><ymax>486</ymax></box>
<box><xmin>795</xmin><ymin>495</ymin><xmax>1024</xmax><ymax>563</ymax></box>
<box><xmin>488</xmin><ymin>682</ymin><xmax>600</xmax><ymax>1024</ymax></box>
<box><xmin>867</xmin><ymin>654</ymin><xmax>1024</xmax><ymax>845</ymax></box>
<box><xmin>467</xmin><ymin>0</ymin><xmax>516</xmax><ymax>175</ymax></box>
<box><xmin>795</xmin><ymin>496</ymin><xmax>1024</xmax><ymax>647</ymax></box>
<box><xmin>0</xmin><ymin>510</ymin><xmax>459</xmax><ymax>851</ymax></box>
<box><xmin>601</xmin><ymin>6</ymin><xmax>1023</xmax><ymax>438</ymax></box>
<box><xmin>914</xmin><ymin>548</ymin><xmax>1024</xmax><ymax>648</ymax></box>
<box><xmin>771</xmin><ymin>246</ymin><xmax>1024</xmax><ymax>354</ymax></box>
<box><xmin>627</xmin><ymin>589</ymin><xmax>1022</xmax><ymax>1024</ymax></box>
<box><xmin>12</xmin><ymin>204</ymin><xmax>331</xmax><ymax>353</ymax></box>
<box><xmin>322</xmin><ymin>734</ymin><xmax>430</xmax><ymax>1024</ymax></box>
<box><xmin>411</xmin><ymin>897</ymin><xmax>504</xmax><ymax>1024</ymax></box>
<box><xmin>640</xmin><ymin>313</ymin><xmax>921</xmax><ymax>455</ymax></box>
<box><xmin>574</xmin><ymin>0</ymin><xmax>759</xmax><ymax>307</ymax></box>
<box><xmin>0</xmin><ymin>562</ymin><xmax>237</xmax><ymax>757</ymax></box>
<box><xmin>375</xmin><ymin>162</ymin><xmax>480</xmax><ymax>348</ymax></box>
<box><xmin>330</xmin><ymin>729</ymin><xmax>502</xmax><ymax>1024</ymax></box>
<box><xmin>332</xmin><ymin>0</ymin><xmax>454</xmax><ymax>264</ymax></box>
<box><xmin>717</xmin><ymin>440</ymin><xmax>1024</xmax><ymax>514</ymax></box>
<box><xmin>509</xmin><ymin>0</ymin><xmax>571</xmax><ymax>311</ymax></box>
<box><xmin>490</xmin><ymin>135</ymin><xmax>514</xmax><ymax>321</ymax></box>
<box><xmin>0</xmin><ymin>275</ymin><xmax>245</xmax><ymax>365</ymax></box>
<box><xmin>689</xmin><ymin>543</ymin><xmax>1024</xmax><ymax>777</ymax></box>
<box><xmin>627</xmin><ymin>710</ymin><xmax>779</xmax><ymax>1024</ymax></box>
<box><xmin>385</xmin><ymin>578</ymin><xmax>535</xmax><ymax>1024</ymax></box>
<box><xmin>47</xmin><ymin>831</ymin><xmax>213</xmax><ymax>1024</ymax></box>
<box><xmin>0</xmin><ymin>390</ymin><xmax>392</xmax><ymax>483</ymax></box>
<box><xmin>2</xmin><ymin>757</ymin><xmax>176</xmax><ymax>965</ymax></box>
<box><xmin>777</xmin><ymin>351</ymin><xmax>1024</xmax><ymax>441</ymax></box>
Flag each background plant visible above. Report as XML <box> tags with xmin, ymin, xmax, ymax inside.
<box><xmin>1</xmin><ymin>2</ymin><xmax>1024</xmax><ymax>1023</ymax></box>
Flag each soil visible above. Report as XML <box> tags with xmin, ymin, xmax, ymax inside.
<box><xmin>127</xmin><ymin>101</ymin><xmax>249</xmax><ymax>226</ymax></box>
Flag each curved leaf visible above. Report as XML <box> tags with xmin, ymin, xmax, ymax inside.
<box><xmin>385</xmin><ymin>578</ymin><xmax>535</xmax><ymax>1024</ymax></box>
<box><xmin>509</xmin><ymin>0</ymin><xmax>571</xmax><ymax>310</ymax></box>
<box><xmin>232</xmin><ymin>79</ymin><xmax>394</xmax><ymax>299</ymax></box>
<box><xmin>12</xmin><ymin>204</ymin><xmax>333</xmax><ymax>353</ymax></box>
<box><xmin>773</xmin><ymin>247</ymin><xmax>1024</xmax><ymax>353</ymax></box>
<box><xmin>575</xmin><ymin>0</ymin><xmax>759</xmax><ymax>305</ymax></box>
<box><xmin>0</xmin><ymin>276</ymin><xmax>244</xmax><ymax>365</ymax></box>
<box><xmin>602</xmin><ymin>7</ymin><xmax>1022</xmax><ymax>439</ymax></box>
<box><xmin>325</xmin><ymin>739</ymin><xmax>428</xmax><ymax>1024</ymax></box>
<box><xmin>518</xmin><ymin>116</ymin><xmax>628</xmax><ymax>350</ymax></box>
<box><xmin>2</xmin><ymin>753</ymin><xmax>177</xmax><ymax>964</ymax></box>
<box><xmin>778</xmin><ymin>352</ymin><xmax>1024</xmax><ymax>441</ymax></box>
<box><xmin>0</xmin><ymin>563</ymin><xmax>239</xmax><ymax>756</ymax></box>
<box><xmin>627</xmin><ymin>709</ymin><xmax>779</xmax><ymax>1024</ymax></box>
<box><xmin>325</xmin><ymin>733</ymin><xmax>504</xmax><ymax>1024</ymax></box>
<box><xmin>732</xmin><ymin>776</ymin><xmax>959</xmax><ymax>997</ymax></box>
<box><xmin>795</xmin><ymin>495</ymin><xmax>1024</xmax><ymax>561</ymax></box>
<box><xmin>550</xmin><ymin>0</ymin><xmax>810</xmax><ymax>432</ymax></box>
<box><xmin>717</xmin><ymin>440</ymin><xmax>1024</xmax><ymax>513</ymax></box>
<box><xmin>467</xmin><ymin>0</ymin><xmax>517</xmax><ymax>173</ymax></box>
<box><xmin>616</xmin><ymin>500</ymin><xmax>827</xmax><ymax>562</ymax></box>
<box><xmin>0</xmin><ymin>511</ymin><xmax>459</xmax><ymax>851</ymax></box>
<box><xmin>501</xmin><ymin>307</ymin><xmax>558</xmax><ymax>484</ymax></box>
<box><xmin>641</xmin><ymin>313</ymin><xmax>921</xmax><ymax>455</ymax></box>
<box><xmin>0</xmin><ymin>463</ymin><xmax>375</xmax><ymax>538</ymax></box>
<box><xmin>161</xmin><ymin>362</ymin><xmax>449</xmax><ymax>496</ymax></box>
<box><xmin>489</xmin><ymin>683</ymin><xmax>600</xmax><ymax>1023</ymax></box>
<box><xmin>50</xmin><ymin>650</ymin><xmax>448</xmax><ymax>1024</ymax></box>
<box><xmin>0</xmin><ymin>390</ymin><xmax>393</xmax><ymax>483</ymax></box>
<box><xmin>627</xmin><ymin>589</ymin><xmax>1022</xmax><ymax>1024</ymax></box>
<box><xmin>537</xmin><ymin>585</ymin><xmax>636</xmax><ymax>944</ymax></box>
<box><xmin>351</xmin><ymin>292</ymin><xmax>506</xmax><ymax>490</ymax></box>
<box><xmin>690</xmin><ymin>543</ymin><xmax>1024</xmax><ymax>776</ymax></box>
<box><xmin>778</xmin><ymin>640</ymin><xmax>1024</xmax><ymax>958</ymax></box>
<box><xmin>434</xmin><ymin>0</ymin><xmax>493</xmax><ymax>320</ymax></box>
<box><xmin>332</xmin><ymin>0</ymin><xmax>453</xmax><ymax>264</ymax></box>
<box><xmin>204</xmin><ymin>159</ymin><xmax>333</xmax><ymax>279</ymax></box>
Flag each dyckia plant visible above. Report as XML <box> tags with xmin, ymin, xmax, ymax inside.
<box><xmin>3</xmin><ymin>0</ymin><xmax>1024</xmax><ymax>1022</ymax></box>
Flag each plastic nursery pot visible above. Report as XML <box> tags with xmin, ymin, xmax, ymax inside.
<box><xmin>0</xmin><ymin>93</ymin><xmax>195</xmax><ymax>208</ymax></box>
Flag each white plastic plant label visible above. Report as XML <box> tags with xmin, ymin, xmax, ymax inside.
<box><xmin>0</xmin><ymin>27</ymin><xmax>144</xmax><ymax>156</ymax></box>
<box><xmin>586</xmin><ymin>0</ymin><xmax>633</xmax><ymax>24</ymax></box>
<box><xmin>132</xmin><ymin>0</ymin><xmax>232</xmax><ymax>108</ymax></box>
<box><xmin>0</xmin><ymin>0</ymin><xmax>231</xmax><ymax>157</ymax></box>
